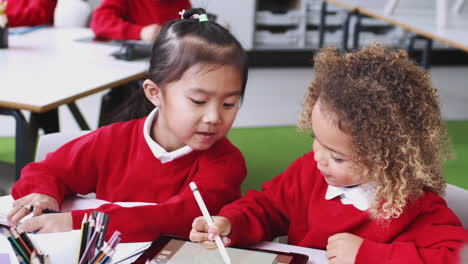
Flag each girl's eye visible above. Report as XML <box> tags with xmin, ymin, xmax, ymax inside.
<box><xmin>332</xmin><ymin>156</ymin><xmax>344</xmax><ymax>163</ymax></box>
<box><xmin>190</xmin><ymin>99</ymin><xmax>205</xmax><ymax>105</ymax></box>
<box><xmin>223</xmin><ymin>103</ymin><xmax>236</xmax><ymax>108</ymax></box>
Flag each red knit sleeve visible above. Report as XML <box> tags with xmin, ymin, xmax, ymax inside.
<box><xmin>6</xmin><ymin>0</ymin><xmax>56</xmax><ymax>27</ymax></box>
<box><xmin>90</xmin><ymin>0</ymin><xmax>143</xmax><ymax>40</ymax></box>
<box><xmin>220</xmin><ymin>154</ymin><xmax>314</xmax><ymax>246</ymax></box>
<box><xmin>355</xmin><ymin>193</ymin><xmax>468</xmax><ymax>264</ymax></box>
<box><xmin>70</xmin><ymin>146</ymin><xmax>247</xmax><ymax>242</ymax></box>
<box><xmin>90</xmin><ymin>0</ymin><xmax>191</xmax><ymax>40</ymax></box>
<box><xmin>11</xmin><ymin>131</ymin><xmax>100</xmax><ymax>206</ymax></box>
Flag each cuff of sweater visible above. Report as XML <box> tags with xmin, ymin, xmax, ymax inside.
<box><xmin>71</xmin><ymin>209</ymin><xmax>96</xmax><ymax>229</ymax></box>
<box><xmin>125</xmin><ymin>24</ymin><xmax>144</xmax><ymax>41</ymax></box>
<box><xmin>219</xmin><ymin>209</ymin><xmax>250</xmax><ymax>246</ymax></box>
<box><xmin>355</xmin><ymin>239</ymin><xmax>391</xmax><ymax>264</ymax></box>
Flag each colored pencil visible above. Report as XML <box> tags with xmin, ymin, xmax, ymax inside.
<box><xmin>1</xmin><ymin>227</ymin><xmax>30</xmax><ymax>263</ymax></box>
<box><xmin>77</xmin><ymin>213</ymin><xmax>88</xmax><ymax>264</ymax></box>
<box><xmin>96</xmin><ymin>214</ymin><xmax>109</xmax><ymax>250</ymax></box>
<box><xmin>11</xmin><ymin>228</ymin><xmax>32</xmax><ymax>255</ymax></box>
<box><xmin>78</xmin><ymin>226</ymin><xmax>100</xmax><ymax>264</ymax></box>
<box><xmin>99</xmin><ymin>248</ymin><xmax>115</xmax><ymax>264</ymax></box>
<box><xmin>16</xmin><ymin>226</ymin><xmax>36</xmax><ymax>254</ymax></box>
<box><xmin>89</xmin><ymin>244</ymin><xmax>110</xmax><ymax>264</ymax></box>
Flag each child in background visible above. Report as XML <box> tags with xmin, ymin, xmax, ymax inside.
<box><xmin>8</xmin><ymin>8</ymin><xmax>249</xmax><ymax>242</ymax></box>
<box><xmin>90</xmin><ymin>0</ymin><xmax>191</xmax><ymax>41</ymax></box>
<box><xmin>190</xmin><ymin>44</ymin><xmax>468</xmax><ymax>263</ymax></box>
<box><xmin>5</xmin><ymin>0</ymin><xmax>56</xmax><ymax>27</ymax></box>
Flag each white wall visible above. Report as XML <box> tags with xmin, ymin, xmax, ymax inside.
<box><xmin>1</xmin><ymin>66</ymin><xmax>467</xmax><ymax>137</ymax></box>
<box><xmin>191</xmin><ymin>0</ymin><xmax>256</xmax><ymax>50</ymax></box>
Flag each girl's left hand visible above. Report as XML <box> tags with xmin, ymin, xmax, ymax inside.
<box><xmin>19</xmin><ymin>213</ymin><xmax>73</xmax><ymax>234</ymax></box>
<box><xmin>326</xmin><ymin>233</ymin><xmax>364</xmax><ymax>264</ymax></box>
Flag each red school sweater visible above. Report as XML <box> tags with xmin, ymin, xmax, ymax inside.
<box><xmin>90</xmin><ymin>0</ymin><xmax>191</xmax><ymax>40</ymax></box>
<box><xmin>6</xmin><ymin>0</ymin><xmax>56</xmax><ymax>27</ymax></box>
<box><xmin>11</xmin><ymin>117</ymin><xmax>246</xmax><ymax>242</ymax></box>
<box><xmin>220</xmin><ymin>152</ymin><xmax>468</xmax><ymax>264</ymax></box>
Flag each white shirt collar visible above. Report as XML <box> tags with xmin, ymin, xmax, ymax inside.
<box><xmin>325</xmin><ymin>184</ymin><xmax>374</xmax><ymax>211</ymax></box>
<box><xmin>143</xmin><ymin>108</ymin><xmax>193</xmax><ymax>163</ymax></box>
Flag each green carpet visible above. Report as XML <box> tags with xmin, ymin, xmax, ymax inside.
<box><xmin>227</xmin><ymin>127</ymin><xmax>313</xmax><ymax>193</ymax></box>
<box><xmin>0</xmin><ymin>137</ymin><xmax>14</xmax><ymax>164</ymax></box>
<box><xmin>443</xmin><ymin>121</ymin><xmax>468</xmax><ymax>189</ymax></box>
<box><xmin>227</xmin><ymin>122</ymin><xmax>468</xmax><ymax>192</ymax></box>
<box><xmin>0</xmin><ymin>121</ymin><xmax>467</xmax><ymax>191</ymax></box>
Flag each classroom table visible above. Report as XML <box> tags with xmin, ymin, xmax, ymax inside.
<box><xmin>0</xmin><ymin>235</ymin><xmax>328</xmax><ymax>264</ymax></box>
<box><xmin>318</xmin><ymin>0</ymin><xmax>468</xmax><ymax>68</ymax></box>
<box><xmin>0</xmin><ymin>195</ymin><xmax>328</xmax><ymax>264</ymax></box>
<box><xmin>107</xmin><ymin>240</ymin><xmax>327</xmax><ymax>264</ymax></box>
<box><xmin>0</xmin><ymin>27</ymin><xmax>148</xmax><ymax>179</ymax></box>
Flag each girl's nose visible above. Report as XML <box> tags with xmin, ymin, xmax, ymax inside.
<box><xmin>203</xmin><ymin>106</ymin><xmax>221</xmax><ymax>124</ymax></box>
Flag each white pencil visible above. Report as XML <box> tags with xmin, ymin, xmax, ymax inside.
<box><xmin>189</xmin><ymin>182</ymin><xmax>231</xmax><ymax>264</ymax></box>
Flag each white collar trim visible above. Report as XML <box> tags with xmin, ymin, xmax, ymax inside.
<box><xmin>325</xmin><ymin>184</ymin><xmax>374</xmax><ymax>211</ymax></box>
<box><xmin>143</xmin><ymin>108</ymin><xmax>193</xmax><ymax>163</ymax></box>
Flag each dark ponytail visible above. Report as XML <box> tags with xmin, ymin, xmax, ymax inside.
<box><xmin>111</xmin><ymin>8</ymin><xmax>248</xmax><ymax>123</ymax></box>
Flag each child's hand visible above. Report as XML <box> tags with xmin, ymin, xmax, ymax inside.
<box><xmin>140</xmin><ymin>24</ymin><xmax>161</xmax><ymax>41</ymax></box>
<box><xmin>326</xmin><ymin>233</ymin><xmax>364</xmax><ymax>264</ymax></box>
<box><xmin>20</xmin><ymin>213</ymin><xmax>73</xmax><ymax>233</ymax></box>
<box><xmin>190</xmin><ymin>216</ymin><xmax>232</xmax><ymax>249</ymax></box>
<box><xmin>8</xmin><ymin>193</ymin><xmax>59</xmax><ymax>226</ymax></box>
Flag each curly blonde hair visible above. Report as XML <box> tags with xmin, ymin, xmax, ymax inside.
<box><xmin>299</xmin><ymin>43</ymin><xmax>449</xmax><ymax>219</ymax></box>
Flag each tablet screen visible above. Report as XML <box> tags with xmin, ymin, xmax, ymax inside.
<box><xmin>133</xmin><ymin>236</ymin><xmax>307</xmax><ymax>264</ymax></box>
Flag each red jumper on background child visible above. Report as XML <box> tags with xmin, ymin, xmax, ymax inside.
<box><xmin>90</xmin><ymin>0</ymin><xmax>191</xmax><ymax>41</ymax></box>
<box><xmin>5</xmin><ymin>0</ymin><xmax>56</xmax><ymax>27</ymax></box>
<box><xmin>8</xmin><ymin>8</ymin><xmax>249</xmax><ymax>242</ymax></box>
<box><xmin>190</xmin><ymin>44</ymin><xmax>468</xmax><ymax>264</ymax></box>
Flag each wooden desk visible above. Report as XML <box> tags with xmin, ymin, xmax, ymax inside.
<box><xmin>0</xmin><ymin>28</ymin><xmax>148</xmax><ymax>178</ymax></box>
<box><xmin>319</xmin><ymin>0</ymin><xmax>468</xmax><ymax>68</ymax></box>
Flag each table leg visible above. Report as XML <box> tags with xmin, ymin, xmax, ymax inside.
<box><xmin>318</xmin><ymin>1</ymin><xmax>328</xmax><ymax>49</ymax></box>
<box><xmin>406</xmin><ymin>34</ymin><xmax>433</xmax><ymax>70</ymax></box>
<box><xmin>342</xmin><ymin>11</ymin><xmax>355</xmax><ymax>51</ymax></box>
<box><xmin>352</xmin><ymin>13</ymin><xmax>362</xmax><ymax>50</ymax></box>
<box><xmin>67</xmin><ymin>102</ymin><xmax>90</xmax><ymax>130</ymax></box>
<box><xmin>29</xmin><ymin>109</ymin><xmax>59</xmax><ymax>139</ymax></box>
<box><xmin>27</xmin><ymin>109</ymin><xmax>60</xmax><ymax>171</ymax></box>
<box><xmin>0</xmin><ymin>108</ymin><xmax>28</xmax><ymax>179</ymax></box>
<box><xmin>421</xmin><ymin>37</ymin><xmax>433</xmax><ymax>70</ymax></box>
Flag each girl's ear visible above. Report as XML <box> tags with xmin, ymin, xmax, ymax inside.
<box><xmin>143</xmin><ymin>79</ymin><xmax>163</xmax><ymax>107</ymax></box>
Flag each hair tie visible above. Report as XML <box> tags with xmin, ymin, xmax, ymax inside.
<box><xmin>198</xmin><ymin>14</ymin><xmax>209</xmax><ymax>22</ymax></box>
<box><xmin>178</xmin><ymin>9</ymin><xmax>186</xmax><ymax>19</ymax></box>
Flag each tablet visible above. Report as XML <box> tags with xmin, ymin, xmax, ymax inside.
<box><xmin>132</xmin><ymin>235</ymin><xmax>309</xmax><ymax>264</ymax></box>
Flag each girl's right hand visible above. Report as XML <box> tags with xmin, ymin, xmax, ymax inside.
<box><xmin>7</xmin><ymin>193</ymin><xmax>59</xmax><ymax>226</ymax></box>
<box><xmin>190</xmin><ymin>216</ymin><xmax>232</xmax><ymax>249</ymax></box>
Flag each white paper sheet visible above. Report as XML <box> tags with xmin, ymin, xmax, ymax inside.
<box><xmin>0</xmin><ymin>230</ymin><xmax>151</xmax><ymax>264</ymax></box>
<box><xmin>0</xmin><ymin>195</ymin><xmax>156</xmax><ymax>263</ymax></box>
<box><xmin>0</xmin><ymin>195</ymin><xmax>33</xmax><ymax>226</ymax></box>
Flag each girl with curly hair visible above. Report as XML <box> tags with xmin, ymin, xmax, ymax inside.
<box><xmin>190</xmin><ymin>44</ymin><xmax>468</xmax><ymax>264</ymax></box>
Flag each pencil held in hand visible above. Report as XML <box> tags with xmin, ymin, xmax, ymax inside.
<box><xmin>22</xmin><ymin>205</ymin><xmax>59</xmax><ymax>214</ymax></box>
<box><xmin>189</xmin><ymin>182</ymin><xmax>231</xmax><ymax>264</ymax></box>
